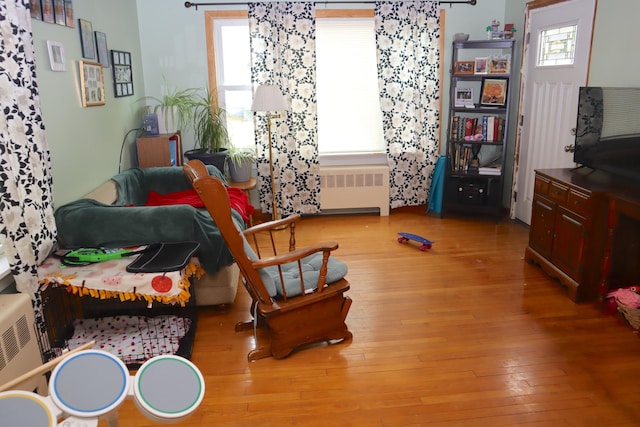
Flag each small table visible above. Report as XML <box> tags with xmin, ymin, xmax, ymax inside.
<box><xmin>229</xmin><ymin>177</ymin><xmax>257</xmax><ymax>225</ymax></box>
<box><xmin>37</xmin><ymin>252</ymin><xmax>201</xmax><ymax>306</ymax></box>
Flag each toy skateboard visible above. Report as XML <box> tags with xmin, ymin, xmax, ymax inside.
<box><xmin>397</xmin><ymin>232</ymin><xmax>433</xmax><ymax>251</ymax></box>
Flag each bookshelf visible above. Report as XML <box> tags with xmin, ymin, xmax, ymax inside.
<box><xmin>443</xmin><ymin>39</ymin><xmax>516</xmax><ymax>218</ymax></box>
<box><xmin>136</xmin><ymin>131</ymin><xmax>182</xmax><ymax>168</ymax></box>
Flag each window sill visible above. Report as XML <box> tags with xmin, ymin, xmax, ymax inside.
<box><xmin>319</xmin><ymin>152</ymin><xmax>387</xmax><ymax>167</ymax></box>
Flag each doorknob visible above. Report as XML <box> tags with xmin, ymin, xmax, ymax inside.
<box><xmin>570</xmin><ymin>127</ymin><xmax>577</xmax><ymax>136</ymax></box>
<box><xmin>564</xmin><ymin>144</ymin><xmax>575</xmax><ymax>153</ymax></box>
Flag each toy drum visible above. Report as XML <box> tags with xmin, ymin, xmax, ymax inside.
<box><xmin>0</xmin><ymin>390</ymin><xmax>57</xmax><ymax>427</ymax></box>
<box><xmin>133</xmin><ymin>355</ymin><xmax>205</xmax><ymax>423</ymax></box>
<box><xmin>49</xmin><ymin>349</ymin><xmax>130</xmax><ymax>419</ymax></box>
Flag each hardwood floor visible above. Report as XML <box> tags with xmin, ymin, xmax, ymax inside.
<box><xmin>108</xmin><ymin>207</ymin><xmax>640</xmax><ymax>426</ymax></box>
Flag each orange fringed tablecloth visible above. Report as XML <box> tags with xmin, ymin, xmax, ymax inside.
<box><xmin>37</xmin><ymin>253</ymin><xmax>205</xmax><ymax>307</ymax></box>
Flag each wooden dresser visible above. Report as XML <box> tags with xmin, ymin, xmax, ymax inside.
<box><xmin>599</xmin><ymin>192</ymin><xmax>640</xmax><ymax>299</ymax></box>
<box><xmin>525</xmin><ymin>168</ymin><xmax>639</xmax><ymax>302</ymax></box>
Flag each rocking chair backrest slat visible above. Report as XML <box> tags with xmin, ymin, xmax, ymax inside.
<box><xmin>187</xmin><ymin>170</ymin><xmax>274</xmax><ymax>305</ymax></box>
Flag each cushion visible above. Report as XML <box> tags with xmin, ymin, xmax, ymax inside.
<box><xmin>242</xmin><ymin>235</ymin><xmax>348</xmax><ymax>298</ymax></box>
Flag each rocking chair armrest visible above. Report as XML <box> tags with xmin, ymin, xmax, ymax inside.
<box><xmin>250</xmin><ymin>241</ymin><xmax>339</xmax><ymax>269</ymax></box>
<box><xmin>244</xmin><ymin>214</ymin><xmax>302</xmax><ymax>235</ymax></box>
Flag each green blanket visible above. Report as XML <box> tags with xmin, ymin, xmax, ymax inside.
<box><xmin>54</xmin><ymin>166</ymin><xmax>243</xmax><ymax>275</ymax></box>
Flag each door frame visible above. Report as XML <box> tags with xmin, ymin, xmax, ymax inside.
<box><xmin>508</xmin><ymin>0</ymin><xmax>597</xmax><ymax>220</ymax></box>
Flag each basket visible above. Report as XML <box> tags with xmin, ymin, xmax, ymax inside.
<box><xmin>616</xmin><ymin>298</ymin><xmax>640</xmax><ymax>329</ymax></box>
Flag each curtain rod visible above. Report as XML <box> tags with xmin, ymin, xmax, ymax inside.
<box><xmin>185</xmin><ymin>1</ymin><xmax>476</xmax><ymax>9</ymax></box>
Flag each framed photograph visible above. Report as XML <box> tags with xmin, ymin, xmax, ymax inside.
<box><xmin>95</xmin><ymin>32</ymin><xmax>109</xmax><ymax>68</ymax></box>
<box><xmin>111</xmin><ymin>50</ymin><xmax>133</xmax><ymax>97</ymax></box>
<box><xmin>46</xmin><ymin>40</ymin><xmax>65</xmax><ymax>72</ymax></box>
<box><xmin>488</xmin><ymin>55</ymin><xmax>510</xmax><ymax>74</ymax></box>
<box><xmin>30</xmin><ymin>0</ymin><xmax>42</xmax><ymax>20</ymax></box>
<box><xmin>453</xmin><ymin>61</ymin><xmax>474</xmax><ymax>75</ymax></box>
<box><xmin>64</xmin><ymin>0</ymin><xmax>74</xmax><ymax>27</ymax></box>
<box><xmin>78</xmin><ymin>19</ymin><xmax>95</xmax><ymax>60</ymax></box>
<box><xmin>454</xmin><ymin>87</ymin><xmax>474</xmax><ymax>108</ymax></box>
<box><xmin>474</xmin><ymin>57</ymin><xmax>488</xmax><ymax>74</ymax></box>
<box><xmin>79</xmin><ymin>60</ymin><xmax>105</xmax><ymax>107</ymax></box>
<box><xmin>41</xmin><ymin>0</ymin><xmax>54</xmax><ymax>23</ymax></box>
<box><xmin>53</xmin><ymin>0</ymin><xmax>65</xmax><ymax>25</ymax></box>
<box><xmin>480</xmin><ymin>78</ymin><xmax>508</xmax><ymax>106</ymax></box>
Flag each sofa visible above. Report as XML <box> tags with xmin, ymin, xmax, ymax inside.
<box><xmin>54</xmin><ymin>166</ymin><xmax>242</xmax><ymax>307</ymax></box>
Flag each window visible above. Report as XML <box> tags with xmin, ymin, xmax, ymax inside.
<box><xmin>538</xmin><ymin>25</ymin><xmax>577</xmax><ymax>67</ymax></box>
<box><xmin>316</xmin><ymin>17</ymin><xmax>384</xmax><ymax>155</ymax></box>
<box><xmin>206</xmin><ymin>10</ymin><xmax>384</xmax><ymax>158</ymax></box>
<box><xmin>211</xmin><ymin>16</ymin><xmax>255</xmax><ymax>150</ymax></box>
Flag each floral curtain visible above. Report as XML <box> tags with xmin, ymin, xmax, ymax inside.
<box><xmin>248</xmin><ymin>2</ymin><xmax>320</xmax><ymax>216</ymax></box>
<box><xmin>0</xmin><ymin>0</ymin><xmax>57</xmax><ymax>298</ymax></box>
<box><xmin>375</xmin><ymin>1</ymin><xmax>440</xmax><ymax>209</ymax></box>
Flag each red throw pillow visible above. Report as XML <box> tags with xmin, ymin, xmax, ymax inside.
<box><xmin>145</xmin><ymin>189</ymin><xmax>204</xmax><ymax>208</ymax></box>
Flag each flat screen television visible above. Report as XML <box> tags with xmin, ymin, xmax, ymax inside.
<box><xmin>574</xmin><ymin>86</ymin><xmax>640</xmax><ymax>182</ymax></box>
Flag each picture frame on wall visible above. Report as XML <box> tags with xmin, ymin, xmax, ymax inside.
<box><xmin>46</xmin><ymin>40</ymin><xmax>65</xmax><ymax>72</ymax></box>
<box><xmin>78</xmin><ymin>19</ymin><xmax>96</xmax><ymax>60</ymax></box>
<box><xmin>95</xmin><ymin>32</ymin><xmax>109</xmax><ymax>68</ymax></box>
<box><xmin>79</xmin><ymin>60</ymin><xmax>105</xmax><ymax>107</ymax></box>
<box><xmin>480</xmin><ymin>78</ymin><xmax>508</xmax><ymax>107</ymax></box>
<box><xmin>30</xmin><ymin>0</ymin><xmax>42</xmax><ymax>20</ymax></box>
<box><xmin>111</xmin><ymin>50</ymin><xmax>134</xmax><ymax>97</ymax></box>
<box><xmin>64</xmin><ymin>0</ymin><xmax>74</xmax><ymax>27</ymax></box>
<box><xmin>453</xmin><ymin>61</ymin><xmax>474</xmax><ymax>75</ymax></box>
<box><xmin>41</xmin><ymin>0</ymin><xmax>54</xmax><ymax>23</ymax></box>
<box><xmin>53</xmin><ymin>0</ymin><xmax>65</xmax><ymax>25</ymax></box>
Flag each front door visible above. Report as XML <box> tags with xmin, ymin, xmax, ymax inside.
<box><xmin>513</xmin><ymin>0</ymin><xmax>596</xmax><ymax>224</ymax></box>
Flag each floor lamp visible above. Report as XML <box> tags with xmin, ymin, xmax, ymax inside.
<box><xmin>251</xmin><ymin>84</ymin><xmax>289</xmax><ymax>222</ymax></box>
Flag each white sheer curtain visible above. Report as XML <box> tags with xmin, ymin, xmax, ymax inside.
<box><xmin>375</xmin><ymin>1</ymin><xmax>441</xmax><ymax>208</ymax></box>
<box><xmin>0</xmin><ymin>0</ymin><xmax>57</xmax><ymax>297</ymax></box>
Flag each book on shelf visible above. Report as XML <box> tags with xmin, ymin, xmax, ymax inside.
<box><xmin>478</xmin><ymin>163</ymin><xmax>502</xmax><ymax>175</ymax></box>
<box><xmin>487</xmin><ymin>116</ymin><xmax>495</xmax><ymax>141</ymax></box>
<box><xmin>451</xmin><ymin>114</ymin><xmax>505</xmax><ymax>142</ymax></box>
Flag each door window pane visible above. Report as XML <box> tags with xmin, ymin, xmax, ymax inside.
<box><xmin>538</xmin><ymin>25</ymin><xmax>577</xmax><ymax>66</ymax></box>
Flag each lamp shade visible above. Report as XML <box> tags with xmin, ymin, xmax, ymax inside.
<box><xmin>251</xmin><ymin>84</ymin><xmax>289</xmax><ymax>112</ymax></box>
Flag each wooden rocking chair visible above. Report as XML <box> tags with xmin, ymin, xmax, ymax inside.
<box><xmin>184</xmin><ymin>160</ymin><xmax>352</xmax><ymax>361</ymax></box>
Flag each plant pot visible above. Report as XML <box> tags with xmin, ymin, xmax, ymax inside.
<box><xmin>227</xmin><ymin>158</ymin><xmax>254</xmax><ymax>182</ymax></box>
<box><xmin>184</xmin><ymin>148</ymin><xmax>228</xmax><ymax>174</ymax></box>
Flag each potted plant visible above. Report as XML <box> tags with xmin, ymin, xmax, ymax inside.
<box><xmin>139</xmin><ymin>86</ymin><xmax>198</xmax><ymax>134</ymax></box>
<box><xmin>226</xmin><ymin>145</ymin><xmax>256</xmax><ymax>182</ymax></box>
<box><xmin>184</xmin><ymin>87</ymin><xmax>230</xmax><ymax>173</ymax></box>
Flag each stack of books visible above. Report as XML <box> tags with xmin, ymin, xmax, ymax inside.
<box><xmin>478</xmin><ymin>163</ymin><xmax>502</xmax><ymax>175</ymax></box>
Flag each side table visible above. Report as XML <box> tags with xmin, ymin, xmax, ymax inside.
<box><xmin>229</xmin><ymin>177</ymin><xmax>257</xmax><ymax>225</ymax></box>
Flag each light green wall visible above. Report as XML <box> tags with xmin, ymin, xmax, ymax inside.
<box><xmin>589</xmin><ymin>0</ymin><xmax>640</xmax><ymax>86</ymax></box>
<box><xmin>32</xmin><ymin>0</ymin><xmax>144</xmax><ymax>206</ymax></box>
<box><xmin>31</xmin><ymin>0</ymin><xmax>633</xmax><ymax>209</ymax></box>
<box><xmin>135</xmin><ymin>0</ymin><xmax>212</xmax><ymax>151</ymax></box>
<box><xmin>135</xmin><ymin>0</ymin><xmax>516</xmax><ymax>153</ymax></box>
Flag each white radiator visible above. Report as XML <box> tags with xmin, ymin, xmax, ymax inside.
<box><xmin>319</xmin><ymin>165</ymin><xmax>390</xmax><ymax>216</ymax></box>
<box><xmin>0</xmin><ymin>293</ymin><xmax>47</xmax><ymax>393</ymax></box>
